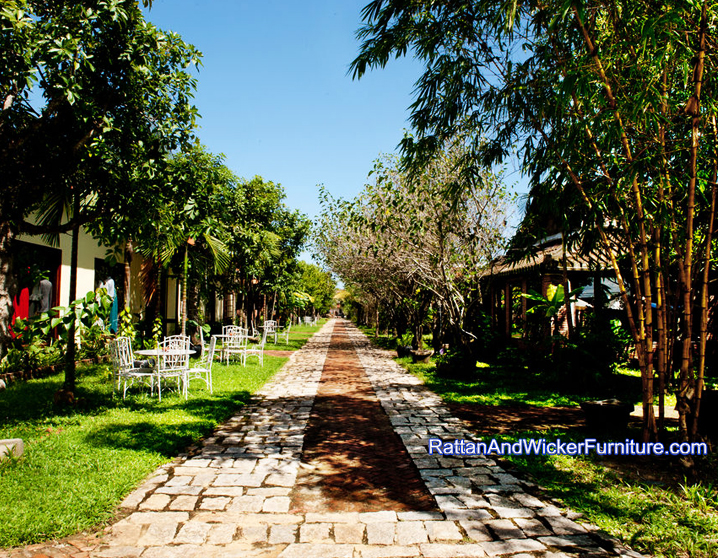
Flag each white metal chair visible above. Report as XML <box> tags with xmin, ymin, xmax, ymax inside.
<box><xmin>198</xmin><ymin>326</ymin><xmax>210</xmax><ymax>356</ymax></box>
<box><xmin>109</xmin><ymin>336</ymin><xmax>154</xmax><ymax>399</ymax></box>
<box><xmin>277</xmin><ymin>321</ymin><xmax>291</xmax><ymax>345</ymax></box>
<box><xmin>187</xmin><ymin>336</ymin><xmax>217</xmax><ymax>394</ymax></box>
<box><xmin>263</xmin><ymin>320</ymin><xmax>278</xmax><ymax>343</ymax></box>
<box><xmin>221</xmin><ymin>325</ymin><xmax>247</xmax><ymax>364</ymax></box>
<box><xmin>241</xmin><ymin>327</ymin><xmax>268</xmax><ymax>367</ymax></box>
<box><xmin>157</xmin><ymin>336</ymin><xmax>190</xmax><ymax>401</ymax></box>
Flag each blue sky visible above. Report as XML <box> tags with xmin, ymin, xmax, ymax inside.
<box><xmin>143</xmin><ymin>0</ymin><xmax>428</xmax><ymax>224</ymax></box>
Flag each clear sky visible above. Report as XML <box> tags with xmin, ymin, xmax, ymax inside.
<box><xmin>143</xmin><ymin>0</ymin><xmax>428</xmax><ymax>229</ymax></box>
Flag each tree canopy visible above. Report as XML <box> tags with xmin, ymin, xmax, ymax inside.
<box><xmin>352</xmin><ymin>0</ymin><xmax>718</xmax><ymax>443</ymax></box>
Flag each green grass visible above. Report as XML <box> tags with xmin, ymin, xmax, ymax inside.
<box><xmin>496</xmin><ymin>430</ymin><xmax>718</xmax><ymax>558</ymax></box>
<box><xmin>395</xmin><ymin>355</ymin><xmax>630</xmax><ymax>407</ymax></box>
<box><xmin>0</xmin><ymin>347</ymin><xmax>297</xmax><ymax>548</ymax></box>
<box><xmin>363</xmin><ymin>332</ymin><xmax>717</xmax><ymax>558</ymax></box>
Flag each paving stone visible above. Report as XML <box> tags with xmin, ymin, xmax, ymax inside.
<box><xmin>514</xmin><ymin>517</ymin><xmax>553</xmax><ymax>537</ymax></box>
<box><xmin>397</xmin><ymin>511</ymin><xmax>444</xmax><ymax>521</ymax></box>
<box><xmin>482</xmin><ymin>538</ymin><xmax>547</xmax><ymax>556</ymax></box>
<box><xmin>434</xmin><ymin>495</ymin><xmax>465</xmax><ymax>510</ymax></box>
<box><xmin>278</xmin><ymin>544</ymin><xmax>354</xmax><ymax>558</ymax></box>
<box><xmin>138</xmin><ymin>494</ymin><xmax>170</xmax><ymax>510</ymax></box>
<box><xmin>299</xmin><ymin>523</ymin><xmax>332</xmax><ymax>543</ymax></box>
<box><xmin>420</xmin><ymin>544</ymin><xmax>489</xmax><ymax>557</ymax></box>
<box><xmin>487</xmin><ymin>519</ymin><xmax>526</xmax><ymax>539</ymax></box>
<box><xmin>199</xmin><ymin>496</ymin><xmax>231</xmax><ymax>511</ymax></box>
<box><xmin>125</xmin><ymin>511</ymin><xmax>189</xmax><ymax>524</ymax></box>
<box><xmin>119</xmin><ymin>487</ymin><xmax>153</xmax><ymax>509</ymax></box>
<box><xmin>459</xmin><ymin>520</ymin><xmax>493</xmax><ymax>542</ymax></box>
<box><xmin>263</xmin><ymin>496</ymin><xmax>290</xmax><ymax>513</ymax></box>
<box><xmin>359</xmin><ymin>511</ymin><xmax>398</xmax><ymax>523</ymax></box>
<box><xmin>95</xmin><ymin>546</ymin><xmax>143</xmax><ymax>557</ymax></box>
<box><xmin>107</xmin><ymin>523</ymin><xmax>143</xmax><ymax>544</ymax></box>
<box><xmin>174</xmin><ymin>522</ymin><xmax>212</xmax><ymax>544</ymax></box>
<box><xmin>425</xmin><ymin>521</ymin><xmax>463</xmax><ymax>542</ymax></box>
<box><xmin>494</xmin><ymin>505</ymin><xmax>536</xmax><ymax>519</ymax></box>
<box><xmin>357</xmin><ymin>546</ymin><xmax>419</xmax><ymax>558</ymax></box>
<box><xmin>306</xmin><ymin>512</ymin><xmax>360</xmax><ymax>524</ymax></box>
<box><xmin>72</xmin><ymin>322</ymin><xmax>648</xmax><ymax>558</ymax></box>
<box><xmin>269</xmin><ymin>524</ymin><xmax>298</xmax><ymax>544</ymax></box>
<box><xmin>511</xmin><ymin>492</ymin><xmax>546</xmax><ymax>508</ymax></box>
<box><xmin>213</xmin><ymin>473</ymin><xmax>267</xmax><ymax>487</ymax></box>
<box><xmin>137</xmin><ymin>522</ymin><xmax>178</xmax><ymax>546</ymax></box>
<box><xmin>238</xmin><ymin>524</ymin><xmax>268</xmax><ymax>543</ymax></box>
<box><xmin>395</xmin><ymin>521</ymin><xmax>428</xmax><ymax>545</ymax></box>
<box><xmin>536</xmin><ymin>505</ymin><xmax>564</xmax><ymax>517</ymax></box>
<box><xmin>155</xmin><ymin>486</ymin><xmax>203</xmax><ymax>496</ymax></box>
<box><xmin>206</xmin><ymin>523</ymin><xmax>237</xmax><ymax>545</ymax></box>
<box><xmin>537</xmin><ymin>535</ymin><xmax>596</xmax><ymax>547</ymax></box>
<box><xmin>141</xmin><ymin>544</ymin><xmax>202</xmax><ymax>558</ymax></box>
<box><xmin>366</xmin><ymin>522</ymin><xmax>395</xmax><ymax>545</ymax></box>
<box><xmin>444</xmin><ymin>509</ymin><xmax>493</xmax><ymax>521</ymax></box>
<box><xmin>166</xmin><ymin>475</ymin><xmax>193</xmax><ymax>486</ymax></box>
<box><xmin>169</xmin><ymin>495</ymin><xmax>199</xmax><ymax>511</ymax></box>
<box><xmin>227</xmin><ymin>495</ymin><xmax>264</xmax><ymax>512</ymax></box>
<box><xmin>544</xmin><ymin>516</ymin><xmax>588</xmax><ymax>535</ymax></box>
<box><xmin>203</xmin><ymin>487</ymin><xmax>245</xmax><ymax>497</ymax></box>
<box><xmin>333</xmin><ymin>523</ymin><xmax>365</xmax><ymax>544</ymax></box>
<box><xmin>190</xmin><ymin>473</ymin><xmax>217</xmax><ymax>487</ymax></box>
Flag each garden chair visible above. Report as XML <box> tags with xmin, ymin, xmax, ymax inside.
<box><xmin>241</xmin><ymin>326</ymin><xmax>268</xmax><ymax>367</ymax></box>
<box><xmin>277</xmin><ymin>321</ymin><xmax>291</xmax><ymax>345</ymax></box>
<box><xmin>263</xmin><ymin>319</ymin><xmax>278</xmax><ymax>343</ymax></box>
<box><xmin>187</xmin><ymin>336</ymin><xmax>217</xmax><ymax>394</ymax></box>
<box><xmin>221</xmin><ymin>325</ymin><xmax>248</xmax><ymax>364</ymax></box>
<box><xmin>109</xmin><ymin>336</ymin><xmax>154</xmax><ymax>399</ymax></box>
<box><xmin>198</xmin><ymin>326</ymin><xmax>210</xmax><ymax>356</ymax></box>
<box><xmin>157</xmin><ymin>336</ymin><xmax>190</xmax><ymax>401</ymax></box>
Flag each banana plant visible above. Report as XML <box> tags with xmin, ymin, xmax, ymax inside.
<box><xmin>523</xmin><ymin>284</ymin><xmax>584</xmax><ymax>336</ymax></box>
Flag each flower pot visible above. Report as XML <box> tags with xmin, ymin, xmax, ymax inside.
<box><xmin>410</xmin><ymin>349</ymin><xmax>434</xmax><ymax>364</ymax></box>
<box><xmin>396</xmin><ymin>345</ymin><xmax>412</xmax><ymax>358</ymax></box>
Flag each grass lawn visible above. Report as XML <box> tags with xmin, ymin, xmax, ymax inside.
<box><xmin>0</xmin><ymin>323</ymin><xmax>322</xmax><ymax>548</ymax></box>
<box><xmin>368</xmin><ymin>331</ymin><xmax>718</xmax><ymax>558</ymax></box>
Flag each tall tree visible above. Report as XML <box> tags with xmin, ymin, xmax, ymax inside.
<box><xmin>0</xmin><ymin>0</ymin><xmax>201</xmax><ymax>371</ymax></box>
<box><xmin>316</xmin><ymin>143</ymin><xmax>510</xmax><ymax>352</ymax></box>
<box><xmin>352</xmin><ymin>0</ymin><xmax>717</xmax><ymax>444</ymax></box>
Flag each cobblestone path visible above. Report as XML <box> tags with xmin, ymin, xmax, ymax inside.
<box><xmin>5</xmin><ymin>319</ymin><xmax>647</xmax><ymax>558</ymax></box>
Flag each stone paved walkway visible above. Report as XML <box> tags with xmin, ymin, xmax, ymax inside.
<box><xmin>5</xmin><ymin>319</ymin><xmax>648</xmax><ymax>558</ymax></box>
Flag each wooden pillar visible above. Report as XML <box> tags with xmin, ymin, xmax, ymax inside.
<box><xmin>521</xmin><ymin>278</ymin><xmax>528</xmax><ymax>337</ymax></box>
<box><xmin>504</xmin><ymin>282</ymin><xmax>512</xmax><ymax>338</ymax></box>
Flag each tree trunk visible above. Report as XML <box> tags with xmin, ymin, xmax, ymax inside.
<box><xmin>677</xmin><ymin>1</ymin><xmax>706</xmax><ymax>443</ymax></box>
<box><xmin>562</xmin><ymin>232</ymin><xmax>573</xmax><ymax>339</ymax></box>
<box><xmin>181</xmin><ymin>243</ymin><xmax>188</xmax><ymax>336</ymax></box>
<box><xmin>64</xmin><ymin>212</ymin><xmax>80</xmax><ymax>392</ymax></box>
<box><xmin>692</xmin><ymin>116</ymin><xmax>717</xmax><ymax>440</ymax></box>
<box><xmin>123</xmin><ymin>239</ymin><xmax>133</xmax><ymax>311</ymax></box>
<box><xmin>0</xmin><ymin>222</ymin><xmax>16</xmax><ymax>360</ymax></box>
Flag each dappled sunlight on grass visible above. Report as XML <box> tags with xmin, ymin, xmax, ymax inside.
<box><xmin>0</xmin><ymin>355</ymin><xmax>288</xmax><ymax>547</ymax></box>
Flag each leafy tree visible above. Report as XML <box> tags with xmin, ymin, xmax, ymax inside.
<box><xmin>351</xmin><ymin>0</ymin><xmax>717</xmax><ymax>444</ymax></box>
<box><xmin>218</xmin><ymin>176</ymin><xmax>311</xmax><ymax>327</ymax></box>
<box><xmin>0</xmin><ymin>0</ymin><xmax>201</xmax><ymax>386</ymax></box>
<box><xmin>316</xmin><ymin>142</ymin><xmax>510</xmax><ymax>352</ymax></box>
<box><xmin>295</xmin><ymin>261</ymin><xmax>336</xmax><ymax>316</ymax></box>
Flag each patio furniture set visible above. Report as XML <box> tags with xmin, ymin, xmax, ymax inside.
<box><xmin>108</xmin><ymin>322</ymin><xmax>287</xmax><ymax>400</ymax></box>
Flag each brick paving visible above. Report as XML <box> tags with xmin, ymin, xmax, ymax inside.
<box><xmin>2</xmin><ymin>319</ymin><xmax>647</xmax><ymax>558</ymax></box>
